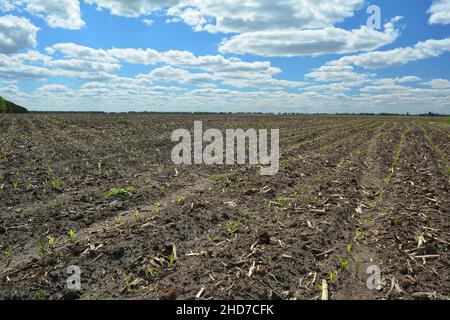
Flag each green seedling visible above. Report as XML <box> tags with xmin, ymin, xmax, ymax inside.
<box><xmin>48</xmin><ymin>236</ymin><xmax>56</xmax><ymax>249</ymax></box>
<box><xmin>347</xmin><ymin>244</ymin><xmax>351</xmax><ymax>254</ymax></box>
<box><xmin>169</xmin><ymin>249</ymin><xmax>176</xmax><ymax>267</ymax></box>
<box><xmin>226</xmin><ymin>221</ymin><xmax>239</xmax><ymax>235</ymax></box>
<box><xmin>36</xmin><ymin>290</ymin><xmax>46</xmax><ymax>301</ymax></box>
<box><xmin>176</xmin><ymin>195</ymin><xmax>187</xmax><ymax>204</ymax></box>
<box><xmin>69</xmin><ymin>228</ymin><xmax>75</xmax><ymax>242</ymax></box>
<box><xmin>133</xmin><ymin>210</ymin><xmax>140</xmax><ymax>220</ymax></box>
<box><xmin>103</xmin><ymin>187</ymin><xmax>135</xmax><ymax>199</ymax></box>
<box><xmin>151</xmin><ymin>202</ymin><xmax>160</xmax><ymax>214</ymax></box>
<box><xmin>207</xmin><ymin>235</ymin><xmax>221</xmax><ymax>243</ymax></box>
<box><xmin>51</xmin><ymin>178</ymin><xmax>63</xmax><ymax>191</ymax></box>
<box><xmin>354</xmin><ymin>228</ymin><xmax>363</xmax><ymax>241</ymax></box>
<box><xmin>123</xmin><ymin>277</ymin><xmax>141</xmax><ymax>292</ymax></box>
<box><xmin>338</xmin><ymin>256</ymin><xmax>349</xmax><ymax>270</ymax></box>
<box><xmin>146</xmin><ymin>266</ymin><xmax>155</xmax><ymax>277</ymax></box>
<box><xmin>328</xmin><ymin>271</ymin><xmax>337</xmax><ymax>283</ymax></box>
<box><xmin>159</xmin><ymin>186</ymin><xmax>167</xmax><ymax>196</ymax></box>
<box><xmin>4</xmin><ymin>246</ymin><xmax>13</xmax><ymax>266</ymax></box>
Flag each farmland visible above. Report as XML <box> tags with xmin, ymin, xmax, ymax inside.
<box><xmin>0</xmin><ymin>114</ymin><xmax>449</xmax><ymax>300</ymax></box>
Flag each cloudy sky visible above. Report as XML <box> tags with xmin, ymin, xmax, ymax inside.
<box><xmin>0</xmin><ymin>0</ymin><xmax>449</xmax><ymax>113</ymax></box>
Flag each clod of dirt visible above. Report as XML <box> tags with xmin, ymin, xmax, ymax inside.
<box><xmin>106</xmin><ymin>246</ymin><xmax>125</xmax><ymax>259</ymax></box>
<box><xmin>258</xmin><ymin>232</ymin><xmax>271</xmax><ymax>245</ymax></box>
<box><xmin>162</xmin><ymin>287</ymin><xmax>176</xmax><ymax>300</ymax></box>
<box><xmin>62</xmin><ymin>289</ymin><xmax>80</xmax><ymax>300</ymax></box>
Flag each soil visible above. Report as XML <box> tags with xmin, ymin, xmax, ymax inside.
<box><xmin>0</xmin><ymin>114</ymin><xmax>448</xmax><ymax>300</ymax></box>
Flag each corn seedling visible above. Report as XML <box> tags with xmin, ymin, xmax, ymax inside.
<box><xmin>133</xmin><ymin>210</ymin><xmax>140</xmax><ymax>220</ymax></box>
<box><xmin>69</xmin><ymin>228</ymin><xmax>75</xmax><ymax>242</ymax></box>
<box><xmin>103</xmin><ymin>186</ymin><xmax>135</xmax><ymax>199</ymax></box>
<box><xmin>338</xmin><ymin>256</ymin><xmax>349</xmax><ymax>270</ymax></box>
<box><xmin>328</xmin><ymin>271</ymin><xmax>337</xmax><ymax>283</ymax></box>
<box><xmin>48</xmin><ymin>236</ymin><xmax>56</xmax><ymax>249</ymax></box>
<box><xmin>169</xmin><ymin>250</ymin><xmax>176</xmax><ymax>267</ymax></box>
<box><xmin>354</xmin><ymin>228</ymin><xmax>363</xmax><ymax>241</ymax></box>
<box><xmin>51</xmin><ymin>178</ymin><xmax>63</xmax><ymax>191</ymax></box>
<box><xmin>36</xmin><ymin>290</ymin><xmax>46</xmax><ymax>300</ymax></box>
<box><xmin>226</xmin><ymin>221</ymin><xmax>239</xmax><ymax>235</ymax></box>
<box><xmin>4</xmin><ymin>246</ymin><xmax>13</xmax><ymax>266</ymax></box>
<box><xmin>159</xmin><ymin>186</ymin><xmax>167</xmax><ymax>196</ymax></box>
<box><xmin>146</xmin><ymin>266</ymin><xmax>155</xmax><ymax>277</ymax></box>
<box><xmin>123</xmin><ymin>277</ymin><xmax>141</xmax><ymax>292</ymax></box>
<box><xmin>151</xmin><ymin>202</ymin><xmax>160</xmax><ymax>214</ymax></box>
<box><xmin>347</xmin><ymin>244</ymin><xmax>351</xmax><ymax>254</ymax></box>
<box><xmin>207</xmin><ymin>235</ymin><xmax>221</xmax><ymax>243</ymax></box>
<box><xmin>176</xmin><ymin>195</ymin><xmax>187</xmax><ymax>205</ymax></box>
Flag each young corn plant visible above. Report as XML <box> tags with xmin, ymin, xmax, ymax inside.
<box><xmin>51</xmin><ymin>178</ymin><xmax>63</xmax><ymax>191</ymax></box>
<box><xmin>176</xmin><ymin>195</ymin><xmax>187</xmax><ymax>205</ymax></box>
<box><xmin>151</xmin><ymin>202</ymin><xmax>160</xmax><ymax>214</ymax></box>
<box><xmin>146</xmin><ymin>266</ymin><xmax>155</xmax><ymax>277</ymax></box>
<box><xmin>226</xmin><ymin>221</ymin><xmax>239</xmax><ymax>236</ymax></box>
<box><xmin>48</xmin><ymin>236</ymin><xmax>56</xmax><ymax>250</ymax></box>
<box><xmin>69</xmin><ymin>228</ymin><xmax>75</xmax><ymax>242</ymax></box>
<box><xmin>169</xmin><ymin>250</ymin><xmax>176</xmax><ymax>267</ymax></box>
<box><xmin>4</xmin><ymin>246</ymin><xmax>13</xmax><ymax>266</ymax></box>
<box><xmin>328</xmin><ymin>271</ymin><xmax>337</xmax><ymax>283</ymax></box>
<box><xmin>123</xmin><ymin>277</ymin><xmax>141</xmax><ymax>292</ymax></box>
<box><xmin>103</xmin><ymin>187</ymin><xmax>135</xmax><ymax>199</ymax></box>
<box><xmin>338</xmin><ymin>256</ymin><xmax>349</xmax><ymax>270</ymax></box>
<box><xmin>36</xmin><ymin>290</ymin><xmax>46</xmax><ymax>301</ymax></box>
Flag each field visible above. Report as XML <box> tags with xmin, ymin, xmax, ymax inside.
<box><xmin>0</xmin><ymin>114</ymin><xmax>449</xmax><ymax>300</ymax></box>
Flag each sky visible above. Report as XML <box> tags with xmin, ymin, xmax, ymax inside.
<box><xmin>0</xmin><ymin>0</ymin><xmax>449</xmax><ymax>114</ymax></box>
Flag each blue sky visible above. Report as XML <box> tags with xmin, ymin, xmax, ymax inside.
<box><xmin>0</xmin><ymin>0</ymin><xmax>449</xmax><ymax>113</ymax></box>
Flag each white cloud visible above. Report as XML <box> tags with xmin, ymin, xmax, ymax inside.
<box><xmin>85</xmin><ymin>0</ymin><xmax>179</xmax><ymax>17</ymax></box>
<box><xmin>144</xmin><ymin>65</ymin><xmax>216</xmax><ymax>86</ymax></box>
<box><xmin>168</xmin><ymin>0</ymin><xmax>364</xmax><ymax>33</ymax></box>
<box><xmin>219</xmin><ymin>22</ymin><xmax>399</xmax><ymax>57</ymax></box>
<box><xmin>0</xmin><ymin>0</ymin><xmax>16</xmax><ymax>11</ymax></box>
<box><xmin>428</xmin><ymin>0</ymin><xmax>450</xmax><ymax>25</ymax></box>
<box><xmin>305</xmin><ymin>65</ymin><xmax>366</xmax><ymax>82</ymax></box>
<box><xmin>0</xmin><ymin>0</ymin><xmax>85</xmax><ymax>30</ymax></box>
<box><xmin>424</xmin><ymin>79</ymin><xmax>450</xmax><ymax>89</ymax></box>
<box><xmin>0</xmin><ymin>15</ymin><xmax>39</xmax><ymax>54</ymax></box>
<box><xmin>25</xmin><ymin>0</ymin><xmax>85</xmax><ymax>29</ymax></box>
<box><xmin>142</xmin><ymin>19</ymin><xmax>154</xmax><ymax>26</ymax></box>
<box><xmin>330</xmin><ymin>37</ymin><xmax>450</xmax><ymax>69</ymax></box>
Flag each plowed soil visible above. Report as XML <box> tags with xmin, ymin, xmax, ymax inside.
<box><xmin>0</xmin><ymin>114</ymin><xmax>448</xmax><ymax>300</ymax></box>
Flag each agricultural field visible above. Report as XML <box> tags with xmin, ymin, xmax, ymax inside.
<box><xmin>0</xmin><ymin>114</ymin><xmax>449</xmax><ymax>300</ymax></box>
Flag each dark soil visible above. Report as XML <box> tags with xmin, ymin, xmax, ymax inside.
<box><xmin>0</xmin><ymin>114</ymin><xmax>448</xmax><ymax>300</ymax></box>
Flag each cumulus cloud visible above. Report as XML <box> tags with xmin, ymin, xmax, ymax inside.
<box><xmin>0</xmin><ymin>15</ymin><xmax>39</xmax><ymax>54</ymax></box>
<box><xmin>329</xmin><ymin>37</ymin><xmax>450</xmax><ymax>69</ymax></box>
<box><xmin>305</xmin><ymin>65</ymin><xmax>367</xmax><ymax>82</ymax></box>
<box><xmin>424</xmin><ymin>79</ymin><xmax>450</xmax><ymax>89</ymax></box>
<box><xmin>168</xmin><ymin>0</ymin><xmax>364</xmax><ymax>33</ymax></box>
<box><xmin>85</xmin><ymin>0</ymin><xmax>179</xmax><ymax>17</ymax></box>
<box><xmin>25</xmin><ymin>0</ymin><xmax>85</xmax><ymax>29</ymax></box>
<box><xmin>428</xmin><ymin>0</ymin><xmax>450</xmax><ymax>25</ymax></box>
<box><xmin>0</xmin><ymin>0</ymin><xmax>85</xmax><ymax>30</ymax></box>
<box><xmin>219</xmin><ymin>22</ymin><xmax>400</xmax><ymax>57</ymax></box>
